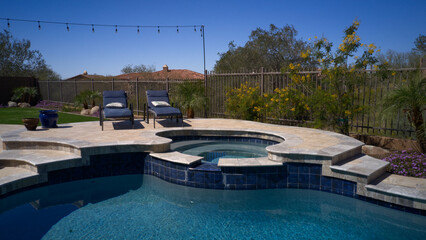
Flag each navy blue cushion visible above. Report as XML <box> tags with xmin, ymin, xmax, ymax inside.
<box><xmin>146</xmin><ymin>90</ymin><xmax>170</xmax><ymax>108</ymax></box>
<box><xmin>104</xmin><ymin>107</ymin><xmax>132</xmax><ymax>118</ymax></box>
<box><xmin>149</xmin><ymin>106</ymin><xmax>182</xmax><ymax>117</ymax></box>
<box><xmin>103</xmin><ymin>90</ymin><xmax>127</xmax><ymax>107</ymax></box>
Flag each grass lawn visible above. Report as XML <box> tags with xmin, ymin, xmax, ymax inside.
<box><xmin>0</xmin><ymin>107</ymin><xmax>98</xmax><ymax>125</ymax></box>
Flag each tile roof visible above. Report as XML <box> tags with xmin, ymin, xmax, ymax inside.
<box><xmin>115</xmin><ymin>69</ymin><xmax>204</xmax><ymax>80</ymax></box>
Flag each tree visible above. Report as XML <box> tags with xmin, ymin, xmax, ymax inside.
<box><xmin>121</xmin><ymin>64</ymin><xmax>156</xmax><ymax>74</ymax></box>
<box><xmin>214</xmin><ymin>24</ymin><xmax>313</xmax><ymax>72</ymax></box>
<box><xmin>0</xmin><ymin>30</ymin><xmax>60</xmax><ymax>80</ymax></box>
<box><xmin>377</xmin><ymin>34</ymin><xmax>425</xmax><ymax>68</ymax></box>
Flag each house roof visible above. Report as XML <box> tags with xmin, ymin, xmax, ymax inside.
<box><xmin>115</xmin><ymin>69</ymin><xmax>204</xmax><ymax>80</ymax></box>
<box><xmin>64</xmin><ymin>74</ymin><xmax>112</xmax><ymax>81</ymax></box>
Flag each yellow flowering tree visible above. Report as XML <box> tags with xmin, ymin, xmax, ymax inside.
<box><xmin>225</xmin><ymin>82</ymin><xmax>264</xmax><ymax>121</ymax></box>
<box><xmin>290</xmin><ymin>20</ymin><xmax>383</xmax><ymax>135</ymax></box>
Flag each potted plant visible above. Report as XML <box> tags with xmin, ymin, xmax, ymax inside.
<box><xmin>173</xmin><ymin>81</ymin><xmax>207</xmax><ymax>118</ymax></box>
<box><xmin>22</xmin><ymin>118</ymin><xmax>39</xmax><ymax>131</ymax></box>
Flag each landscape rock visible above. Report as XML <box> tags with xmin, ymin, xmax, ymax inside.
<box><xmin>8</xmin><ymin>101</ymin><xmax>17</xmax><ymax>107</ymax></box>
<box><xmin>80</xmin><ymin>109</ymin><xmax>91</xmax><ymax>115</ymax></box>
<box><xmin>90</xmin><ymin>106</ymin><xmax>100</xmax><ymax>115</ymax></box>
<box><xmin>362</xmin><ymin>145</ymin><xmax>391</xmax><ymax>159</ymax></box>
<box><xmin>19</xmin><ymin>103</ymin><xmax>31</xmax><ymax>108</ymax></box>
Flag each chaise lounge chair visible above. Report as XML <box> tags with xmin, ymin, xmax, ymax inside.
<box><xmin>146</xmin><ymin>90</ymin><xmax>183</xmax><ymax>128</ymax></box>
<box><xmin>100</xmin><ymin>90</ymin><xmax>134</xmax><ymax>131</ymax></box>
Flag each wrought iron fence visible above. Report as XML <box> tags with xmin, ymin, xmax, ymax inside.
<box><xmin>38</xmin><ymin>67</ymin><xmax>425</xmax><ymax>137</ymax></box>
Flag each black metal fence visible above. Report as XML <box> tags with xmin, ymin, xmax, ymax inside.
<box><xmin>38</xmin><ymin>67</ymin><xmax>425</xmax><ymax>137</ymax></box>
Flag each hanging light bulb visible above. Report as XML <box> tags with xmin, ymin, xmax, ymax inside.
<box><xmin>92</xmin><ymin>24</ymin><xmax>95</xmax><ymax>32</ymax></box>
<box><xmin>115</xmin><ymin>25</ymin><xmax>118</xmax><ymax>33</ymax></box>
<box><xmin>38</xmin><ymin>21</ymin><xmax>41</xmax><ymax>30</ymax></box>
<box><xmin>176</xmin><ymin>26</ymin><xmax>179</xmax><ymax>33</ymax></box>
<box><xmin>137</xmin><ymin>26</ymin><xmax>140</xmax><ymax>33</ymax></box>
<box><xmin>7</xmin><ymin>18</ymin><xmax>10</xmax><ymax>28</ymax></box>
<box><xmin>157</xmin><ymin>26</ymin><xmax>160</xmax><ymax>34</ymax></box>
<box><xmin>66</xmin><ymin>23</ymin><xmax>69</xmax><ymax>31</ymax></box>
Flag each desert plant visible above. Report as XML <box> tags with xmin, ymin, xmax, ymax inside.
<box><xmin>11</xmin><ymin>87</ymin><xmax>39</xmax><ymax>104</ymax></box>
<box><xmin>382</xmin><ymin>69</ymin><xmax>426</xmax><ymax>152</ymax></box>
<box><xmin>173</xmin><ymin>81</ymin><xmax>207</xmax><ymax>117</ymax></box>
<box><xmin>74</xmin><ymin>90</ymin><xmax>101</xmax><ymax>109</ymax></box>
<box><xmin>225</xmin><ymin>82</ymin><xmax>264</xmax><ymax>121</ymax></box>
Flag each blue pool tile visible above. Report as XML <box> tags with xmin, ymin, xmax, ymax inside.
<box><xmin>332</xmin><ymin>179</ymin><xmax>343</xmax><ymax>190</ymax></box>
<box><xmin>343</xmin><ymin>181</ymin><xmax>355</xmax><ymax>193</ymax></box>
<box><xmin>288</xmin><ymin>164</ymin><xmax>299</xmax><ymax>174</ymax></box>
<box><xmin>309</xmin><ymin>175</ymin><xmax>321</xmax><ymax>185</ymax></box>
<box><xmin>246</xmin><ymin>174</ymin><xmax>257</xmax><ymax>185</ymax></box>
<box><xmin>321</xmin><ymin>176</ymin><xmax>332</xmax><ymax>188</ymax></box>
<box><xmin>310</xmin><ymin>165</ymin><xmax>322</xmax><ymax>175</ymax></box>
<box><xmin>310</xmin><ymin>184</ymin><xmax>320</xmax><ymax>190</ymax></box>
<box><xmin>288</xmin><ymin>173</ymin><xmax>298</xmax><ymax>184</ymax></box>
<box><xmin>299</xmin><ymin>166</ymin><xmax>310</xmax><ymax>174</ymax></box>
<box><xmin>298</xmin><ymin>174</ymin><xmax>310</xmax><ymax>184</ymax></box>
<box><xmin>288</xmin><ymin>183</ymin><xmax>298</xmax><ymax>188</ymax></box>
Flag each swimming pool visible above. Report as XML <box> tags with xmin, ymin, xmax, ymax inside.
<box><xmin>1</xmin><ymin>175</ymin><xmax>425</xmax><ymax>240</ymax></box>
<box><xmin>170</xmin><ymin>139</ymin><xmax>270</xmax><ymax>163</ymax></box>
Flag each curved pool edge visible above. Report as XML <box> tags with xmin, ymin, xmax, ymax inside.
<box><xmin>0</xmin><ymin>119</ymin><xmax>425</xmax><ymax>215</ymax></box>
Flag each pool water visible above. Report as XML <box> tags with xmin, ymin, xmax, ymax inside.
<box><xmin>0</xmin><ymin>175</ymin><xmax>425</xmax><ymax>240</ymax></box>
<box><xmin>170</xmin><ymin>140</ymin><xmax>269</xmax><ymax>163</ymax></box>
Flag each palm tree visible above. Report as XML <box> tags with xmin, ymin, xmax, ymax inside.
<box><xmin>382</xmin><ymin>69</ymin><xmax>426</xmax><ymax>152</ymax></box>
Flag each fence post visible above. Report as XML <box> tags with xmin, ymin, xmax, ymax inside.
<box><xmin>136</xmin><ymin>78</ymin><xmax>139</xmax><ymax>114</ymax></box>
<box><xmin>74</xmin><ymin>79</ymin><xmax>77</xmax><ymax>98</ymax></box>
<box><xmin>112</xmin><ymin>78</ymin><xmax>114</xmax><ymax>90</ymax></box>
<box><xmin>91</xmin><ymin>78</ymin><xmax>94</xmax><ymax>91</ymax></box>
<box><xmin>260</xmin><ymin>67</ymin><xmax>264</xmax><ymax>95</ymax></box>
<box><xmin>204</xmin><ymin>69</ymin><xmax>208</xmax><ymax>118</ymax></box>
<box><xmin>47</xmin><ymin>80</ymin><xmax>50</xmax><ymax>100</ymax></box>
<box><xmin>60</xmin><ymin>80</ymin><xmax>63</xmax><ymax>102</ymax></box>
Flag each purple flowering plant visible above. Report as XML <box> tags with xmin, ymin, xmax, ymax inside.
<box><xmin>383</xmin><ymin>150</ymin><xmax>426</xmax><ymax>178</ymax></box>
<box><xmin>35</xmin><ymin>100</ymin><xmax>63</xmax><ymax>110</ymax></box>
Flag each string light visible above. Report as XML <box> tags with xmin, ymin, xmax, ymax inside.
<box><xmin>0</xmin><ymin>17</ymin><xmax>203</xmax><ymax>35</ymax></box>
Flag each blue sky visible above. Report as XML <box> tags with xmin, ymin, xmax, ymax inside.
<box><xmin>0</xmin><ymin>0</ymin><xmax>425</xmax><ymax>79</ymax></box>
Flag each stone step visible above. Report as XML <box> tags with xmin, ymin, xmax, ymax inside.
<box><xmin>365</xmin><ymin>174</ymin><xmax>426</xmax><ymax>209</ymax></box>
<box><xmin>329</xmin><ymin>155</ymin><xmax>389</xmax><ymax>184</ymax></box>
<box><xmin>0</xmin><ymin>149</ymin><xmax>83</xmax><ymax>173</ymax></box>
<box><xmin>0</xmin><ymin>167</ymin><xmax>44</xmax><ymax>196</ymax></box>
<box><xmin>2</xmin><ymin>140</ymin><xmax>81</xmax><ymax>155</ymax></box>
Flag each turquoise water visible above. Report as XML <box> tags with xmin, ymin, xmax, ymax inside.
<box><xmin>0</xmin><ymin>175</ymin><xmax>425</xmax><ymax>240</ymax></box>
<box><xmin>170</xmin><ymin>140</ymin><xmax>269</xmax><ymax>163</ymax></box>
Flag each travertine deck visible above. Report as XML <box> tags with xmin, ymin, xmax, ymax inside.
<box><xmin>0</xmin><ymin>118</ymin><xmax>425</xmax><ymax>210</ymax></box>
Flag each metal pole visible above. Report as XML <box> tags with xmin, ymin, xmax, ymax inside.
<box><xmin>166</xmin><ymin>78</ymin><xmax>169</xmax><ymax>92</ymax></box>
<box><xmin>204</xmin><ymin>69</ymin><xmax>208</xmax><ymax>118</ymax></box>
<box><xmin>136</xmin><ymin>77</ymin><xmax>139</xmax><ymax>114</ymax></box>
<box><xmin>112</xmin><ymin>78</ymin><xmax>114</xmax><ymax>90</ymax></box>
<box><xmin>60</xmin><ymin>80</ymin><xmax>63</xmax><ymax>102</ymax></box>
<box><xmin>74</xmin><ymin>79</ymin><xmax>77</xmax><ymax>98</ymax></box>
<box><xmin>47</xmin><ymin>80</ymin><xmax>50</xmax><ymax>100</ymax></box>
<box><xmin>91</xmin><ymin>78</ymin><xmax>94</xmax><ymax>91</ymax></box>
<box><xmin>202</xmin><ymin>25</ymin><xmax>206</xmax><ymax>77</ymax></box>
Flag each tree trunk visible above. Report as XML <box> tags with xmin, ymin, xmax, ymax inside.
<box><xmin>187</xmin><ymin>108</ymin><xmax>194</xmax><ymax>118</ymax></box>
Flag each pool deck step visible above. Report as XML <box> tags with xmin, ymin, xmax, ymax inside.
<box><xmin>150</xmin><ymin>151</ymin><xmax>203</xmax><ymax>166</ymax></box>
<box><xmin>0</xmin><ymin>149</ymin><xmax>83</xmax><ymax>174</ymax></box>
<box><xmin>0</xmin><ymin>167</ymin><xmax>44</xmax><ymax>195</ymax></box>
<box><xmin>218</xmin><ymin>157</ymin><xmax>283</xmax><ymax>167</ymax></box>
<box><xmin>329</xmin><ymin>155</ymin><xmax>389</xmax><ymax>184</ymax></box>
<box><xmin>365</xmin><ymin>174</ymin><xmax>426</xmax><ymax>208</ymax></box>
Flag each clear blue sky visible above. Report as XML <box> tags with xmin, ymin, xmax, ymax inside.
<box><xmin>0</xmin><ymin>0</ymin><xmax>425</xmax><ymax>79</ymax></box>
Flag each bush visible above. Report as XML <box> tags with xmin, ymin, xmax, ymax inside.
<box><xmin>383</xmin><ymin>150</ymin><xmax>426</xmax><ymax>178</ymax></box>
<box><xmin>225</xmin><ymin>82</ymin><xmax>263</xmax><ymax>121</ymax></box>
<box><xmin>11</xmin><ymin>87</ymin><xmax>39</xmax><ymax>105</ymax></box>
